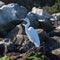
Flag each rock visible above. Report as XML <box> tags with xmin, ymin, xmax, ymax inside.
<box><xmin>39</xmin><ymin>31</ymin><xmax>49</xmax><ymax>42</ymax></box>
<box><xmin>3</xmin><ymin>38</ymin><xmax>13</xmax><ymax>45</ymax></box>
<box><xmin>37</xmin><ymin>29</ymin><xmax>60</xmax><ymax>51</ymax></box>
<box><xmin>51</xmin><ymin>48</ymin><xmax>60</xmax><ymax>56</ymax></box>
<box><xmin>0</xmin><ymin>1</ymin><xmax>5</xmax><ymax>7</ymax></box>
<box><xmin>0</xmin><ymin>3</ymin><xmax>27</xmax><ymax>21</ymax></box>
<box><xmin>31</xmin><ymin>7</ymin><xmax>52</xmax><ymax>20</ymax></box>
<box><xmin>0</xmin><ymin>43</ymin><xmax>5</xmax><ymax>56</ymax></box>
<box><xmin>0</xmin><ymin>3</ymin><xmax>27</xmax><ymax>37</ymax></box>
<box><xmin>56</xmin><ymin>26</ymin><xmax>60</xmax><ymax>30</ymax></box>
<box><xmin>7</xmin><ymin>44</ymin><xmax>17</xmax><ymax>52</ymax></box>
<box><xmin>12</xmin><ymin>3</ymin><xmax>27</xmax><ymax>19</ymax></box>
<box><xmin>48</xmin><ymin>29</ymin><xmax>60</xmax><ymax>37</ymax></box>
<box><xmin>6</xmin><ymin>24</ymin><xmax>34</xmax><ymax>53</ymax></box>
<box><xmin>0</xmin><ymin>25</ymin><xmax>7</xmax><ymax>37</ymax></box>
<box><xmin>24</xmin><ymin>52</ymin><xmax>49</xmax><ymax>60</ymax></box>
<box><xmin>5</xmin><ymin>24</ymin><xmax>29</xmax><ymax>48</ymax></box>
<box><xmin>6</xmin><ymin>24</ymin><xmax>24</xmax><ymax>40</ymax></box>
<box><xmin>36</xmin><ymin>29</ymin><xmax>43</xmax><ymax>34</ymax></box>
<box><xmin>26</xmin><ymin>12</ymin><xmax>39</xmax><ymax>28</ymax></box>
<box><xmin>0</xmin><ymin>3</ymin><xmax>27</xmax><ymax>20</ymax></box>
<box><xmin>0</xmin><ymin>38</ymin><xmax>18</xmax><ymax>53</ymax></box>
<box><xmin>51</xmin><ymin>36</ymin><xmax>60</xmax><ymax>42</ymax></box>
<box><xmin>18</xmin><ymin>35</ymin><xmax>33</xmax><ymax>53</ymax></box>
<box><xmin>39</xmin><ymin>20</ymin><xmax>54</xmax><ymax>32</ymax></box>
<box><xmin>0</xmin><ymin>10</ymin><xmax>6</xmax><ymax>25</ymax></box>
<box><xmin>52</xmin><ymin>13</ymin><xmax>60</xmax><ymax>20</ymax></box>
<box><xmin>0</xmin><ymin>38</ymin><xmax>14</xmax><ymax>53</ymax></box>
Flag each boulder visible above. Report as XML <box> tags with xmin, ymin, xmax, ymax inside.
<box><xmin>7</xmin><ymin>44</ymin><xmax>18</xmax><ymax>52</ymax></box>
<box><xmin>36</xmin><ymin>29</ymin><xmax>60</xmax><ymax>51</ymax></box>
<box><xmin>36</xmin><ymin>29</ymin><xmax>43</xmax><ymax>34</ymax></box>
<box><xmin>6</xmin><ymin>24</ymin><xmax>24</xmax><ymax>40</ymax></box>
<box><xmin>48</xmin><ymin>28</ymin><xmax>60</xmax><ymax>37</ymax></box>
<box><xmin>0</xmin><ymin>10</ymin><xmax>6</xmax><ymax>25</ymax></box>
<box><xmin>0</xmin><ymin>3</ymin><xmax>27</xmax><ymax>21</ymax></box>
<box><xmin>52</xmin><ymin>13</ymin><xmax>60</xmax><ymax>20</ymax></box>
<box><xmin>0</xmin><ymin>3</ymin><xmax>27</xmax><ymax>37</ymax></box>
<box><xmin>26</xmin><ymin>12</ymin><xmax>39</xmax><ymax>28</ymax></box>
<box><xmin>51</xmin><ymin>48</ymin><xmax>60</xmax><ymax>56</ymax></box>
<box><xmin>31</xmin><ymin>7</ymin><xmax>52</xmax><ymax>20</ymax></box>
<box><xmin>39</xmin><ymin>20</ymin><xmax>54</xmax><ymax>32</ymax></box>
<box><xmin>16</xmin><ymin>35</ymin><xmax>34</xmax><ymax>53</ymax></box>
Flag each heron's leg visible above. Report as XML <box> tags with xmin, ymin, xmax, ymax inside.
<box><xmin>28</xmin><ymin>46</ymin><xmax>35</xmax><ymax>53</ymax></box>
<box><xmin>35</xmin><ymin>46</ymin><xmax>44</xmax><ymax>52</ymax></box>
<box><xmin>29</xmin><ymin>46</ymin><xmax>39</xmax><ymax>52</ymax></box>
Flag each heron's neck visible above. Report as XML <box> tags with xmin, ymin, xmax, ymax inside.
<box><xmin>25</xmin><ymin>19</ymin><xmax>30</xmax><ymax>32</ymax></box>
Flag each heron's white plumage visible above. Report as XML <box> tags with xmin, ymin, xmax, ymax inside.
<box><xmin>28</xmin><ymin>27</ymin><xmax>40</xmax><ymax>47</ymax></box>
<box><xmin>24</xmin><ymin>18</ymin><xmax>40</xmax><ymax>47</ymax></box>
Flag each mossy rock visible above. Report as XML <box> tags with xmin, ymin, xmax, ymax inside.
<box><xmin>23</xmin><ymin>52</ymin><xmax>49</xmax><ymax>60</ymax></box>
<box><xmin>0</xmin><ymin>56</ymin><xmax>11</xmax><ymax>60</ymax></box>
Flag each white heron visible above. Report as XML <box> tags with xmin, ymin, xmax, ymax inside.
<box><xmin>22</xmin><ymin>18</ymin><xmax>41</xmax><ymax>51</ymax></box>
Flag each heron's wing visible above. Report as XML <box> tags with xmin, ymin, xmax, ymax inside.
<box><xmin>28</xmin><ymin>27</ymin><xmax>40</xmax><ymax>47</ymax></box>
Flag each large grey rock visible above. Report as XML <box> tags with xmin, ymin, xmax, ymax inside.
<box><xmin>0</xmin><ymin>3</ymin><xmax>27</xmax><ymax>25</ymax></box>
<box><xmin>0</xmin><ymin>3</ymin><xmax>27</xmax><ymax>37</ymax></box>
<box><xmin>31</xmin><ymin>7</ymin><xmax>52</xmax><ymax>20</ymax></box>
<box><xmin>0</xmin><ymin>1</ymin><xmax>5</xmax><ymax>7</ymax></box>
<box><xmin>26</xmin><ymin>12</ymin><xmax>39</xmax><ymax>28</ymax></box>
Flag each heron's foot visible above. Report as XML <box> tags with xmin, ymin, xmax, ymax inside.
<box><xmin>30</xmin><ymin>46</ymin><xmax>39</xmax><ymax>52</ymax></box>
<box><xmin>35</xmin><ymin>46</ymin><xmax>44</xmax><ymax>52</ymax></box>
<box><xmin>28</xmin><ymin>46</ymin><xmax>44</xmax><ymax>52</ymax></box>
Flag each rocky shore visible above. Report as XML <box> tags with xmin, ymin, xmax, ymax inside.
<box><xmin>0</xmin><ymin>1</ymin><xmax>60</xmax><ymax>60</ymax></box>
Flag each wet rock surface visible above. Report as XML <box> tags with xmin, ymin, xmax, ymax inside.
<box><xmin>0</xmin><ymin>3</ymin><xmax>27</xmax><ymax>37</ymax></box>
<box><xmin>0</xmin><ymin>2</ymin><xmax>60</xmax><ymax>60</ymax></box>
<box><xmin>0</xmin><ymin>44</ymin><xmax>5</xmax><ymax>56</ymax></box>
<box><xmin>5</xmin><ymin>24</ymin><xmax>34</xmax><ymax>53</ymax></box>
<box><xmin>0</xmin><ymin>3</ymin><xmax>27</xmax><ymax>25</ymax></box>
